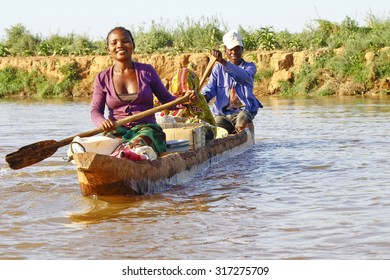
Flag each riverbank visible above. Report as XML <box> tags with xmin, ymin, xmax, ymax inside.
<box><xmin>1</xmin><ymin>49</ymin><xmax>389</xmax><ymax>98</ymax></box>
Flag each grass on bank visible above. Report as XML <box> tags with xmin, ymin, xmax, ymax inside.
<box><xmin>280</xmin><ymin>46</ymin><xmax>390</xmax><ymax>97</ymax></box>
<box><xmin>0</xmin><ymin>61</ymin><xmax>80</xmax><ymax>98</ymax></box>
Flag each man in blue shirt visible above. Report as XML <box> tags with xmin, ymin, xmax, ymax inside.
<box><xmin>201</xmin><ymin>30</ymin><xmax>263</xmax><ymax>134</ymax></box>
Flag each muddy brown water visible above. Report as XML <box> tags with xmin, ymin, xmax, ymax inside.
<box><xmin>1</xmin><ymin>96</ymin><xmax>389</xmax><ymax>259</ymax></box>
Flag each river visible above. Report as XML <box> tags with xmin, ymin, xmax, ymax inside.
<box><xmin>0</xmin><ymin>96</ymin><xmax>389</xmax><ymax>260</ymax></box>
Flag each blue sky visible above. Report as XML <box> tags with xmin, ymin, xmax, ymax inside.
<box><xmin>1</xmin><ymin>0</ymin><xmax>389</xmax><ymax>41</ymax></box>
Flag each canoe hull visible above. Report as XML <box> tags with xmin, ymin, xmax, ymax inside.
<box><xmin>73</xmin><ymin>123</ymin><xmax>254</xmax><ymax>197</ymax></box>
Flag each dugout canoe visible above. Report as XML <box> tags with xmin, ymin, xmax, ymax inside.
<box><xmin>72</xmin><ymin>123</ymin><xmax>254</xmax><ymax>197</ymax></box>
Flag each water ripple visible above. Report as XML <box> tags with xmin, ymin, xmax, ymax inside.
<box><xmin>1</xmin><ymin>97</ymin><xmax>390</xmax><ymax>259</ymax></box>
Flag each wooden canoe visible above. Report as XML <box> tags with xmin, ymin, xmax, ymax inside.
<box><xmin>72</xmin><ymin>123</ymin><xmax>254</xmax><ymax>197</ymax></box>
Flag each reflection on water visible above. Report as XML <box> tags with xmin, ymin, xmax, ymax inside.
<box><xmin>1</xmin><ymin>96</ymin><xmax>390</xmax><ymax>259</ymax></box>
<box><xmin>69</xmin><ymin>190</ymin><xmax>213</xmax><ymax>225</ymax></box>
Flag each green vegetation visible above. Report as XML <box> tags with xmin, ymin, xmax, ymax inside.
<box><xmin>1</xmin><ymin>14</ymin><xmax>390</xmax><ymax>97</ymax></box>
<box><xmin>0</xmin><ymin>23</ymin><xmax>105</xmax><ymax>57</ymax></box>
<box><xmin>2</xmin><ymin>15</ymin><xmax>389</xmax><ymax>56</ymax></box>
<box><xmin>0</xmin><ymin>61</ymin><xmax>81</xmax><ymax>98</ymax></box>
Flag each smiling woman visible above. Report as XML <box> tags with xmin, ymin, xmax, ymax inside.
<box><xmin>90</xmin><ymin>27</ymin><xmax>198</xmax><ymax>160</ymax></box>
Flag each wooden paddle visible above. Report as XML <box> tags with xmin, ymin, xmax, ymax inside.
<box><xmin>199</xmin><ymin>55</ymin><xmax>217</xmax><ymax>88</ymax></box>
<box><xmin>5</xmin><ymin>95</ymin><xmax>189</xmax><ymax>170</ymax></box>
<box><xmin>5</xmin><ymin>56</ymin><xmax>217</xmax><ymax>170</ymax></box>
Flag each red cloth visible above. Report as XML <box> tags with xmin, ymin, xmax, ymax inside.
<box><xmin>227</xmin><ymin>86</ymin><xmax>239</xmax><ymax>110</ymax></box>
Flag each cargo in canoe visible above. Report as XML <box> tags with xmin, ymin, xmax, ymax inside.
<box><xmin>71</xmin><ymin>122</ymin><xmax>255</xmax><ymax>197</ymax></box>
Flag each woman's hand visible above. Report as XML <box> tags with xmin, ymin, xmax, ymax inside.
<box><xmin>99</xmin><ymin>119</ymin><xmax>116</xmax><ymax>132</ymax></box>
<box><xmin>186</xmin><ymin>90</ymin><xmax>198</xmax><ymax>103</ymax></box>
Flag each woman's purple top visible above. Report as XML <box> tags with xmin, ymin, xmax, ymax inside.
<box><xmin>91</xmin><ymin>62</ymin><xmax>176</xmax><ymax>128</ymax></box>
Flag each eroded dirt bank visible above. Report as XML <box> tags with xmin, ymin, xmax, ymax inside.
<box><xmin>1</xmin><ymin>50</ymin><xmax>389</xmax><ymax>97</ymax></box>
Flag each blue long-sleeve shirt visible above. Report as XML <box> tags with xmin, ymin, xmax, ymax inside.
<box><xmin>201</xmin><ymin>59</ymin><xmax>263</xmax><ymax>116</ymax></box>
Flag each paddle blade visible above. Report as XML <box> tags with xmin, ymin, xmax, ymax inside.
<box><xmin>5</xmin><ymin>140</ymin><xmax>60</xmax><ymax>170</ymax></box>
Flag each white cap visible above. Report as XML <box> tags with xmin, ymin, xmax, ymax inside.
<box><xmin>223</xmin><ymin>30</ymin><xmax>243</xmax><ymax>49</ymax></box>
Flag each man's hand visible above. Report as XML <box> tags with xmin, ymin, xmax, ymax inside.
<box><xmin>211</xmin><ymin>49</ymin><xmax>226</xmax><ymax>66</ymax></box>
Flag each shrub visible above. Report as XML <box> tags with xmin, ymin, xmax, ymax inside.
<box><xmin>372</xmin><ymin>49</ymin><xmax>390</xmax><ymax>79</ymax></box>
<box><xmin>0</xmin><ymin>44</ymin><xmax>11</xmax><ymax>57</ymax></box>
<box><xmin>275</xmin><ymin>31</ymin><xmax>303</xmax><ymax>51</ymax></box>
<box><xmin>172</xmin><ymin>16</ymin><xmax>225</xmax><ymax>52</ymax></box>
<box><xmin>256</xmin><ymin>68</ymin><xmax>273</xmax><ymax>81</ymax></box>
<box><xmin>134</xmin><ymin>21</ymin><xmax>173</xmax><ymax>53</ymax></box>
<box><xmin>4</xmin><ymin>24</ymin><xmax>40</xmax><ymax>56</ymax></box>
<box><xmin>0</xmin><ymin>64</ymin><xmax>81</xmax><ymax>97</ymax></box>
<box><xmin>59</xmin><ymin>61</ymin><xmax>81</xmax><ymax>82</ymax></box>
<box><xmin>0</xmin><ymin>67</ymin><xmax>31</xmax><ymax>96</ymax></box>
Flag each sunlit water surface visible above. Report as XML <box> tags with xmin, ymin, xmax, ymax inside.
<box><xmin>0</xmin><ymin>96</ymin><xmax>389</xmax><ymax>259</ymax></box>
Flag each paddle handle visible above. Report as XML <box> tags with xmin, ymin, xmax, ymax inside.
<box><xmin>57</xmin><ymin>94</ymin><xmax>190</xmax><ymax>147</ymax></box>
<box><xmin>57</xmin><ymin>56</ymin><xmax>216</xmax><ymax>147</ymax></box>
<box><xmin>199</xmin><ymin>56</ymin><xmax>217</xmax><ymax>88</ymax></box>
<box><xmin>5</xmin><ymin>57</ymin><xmax>216</xmax><ymax>170</ymax></box>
